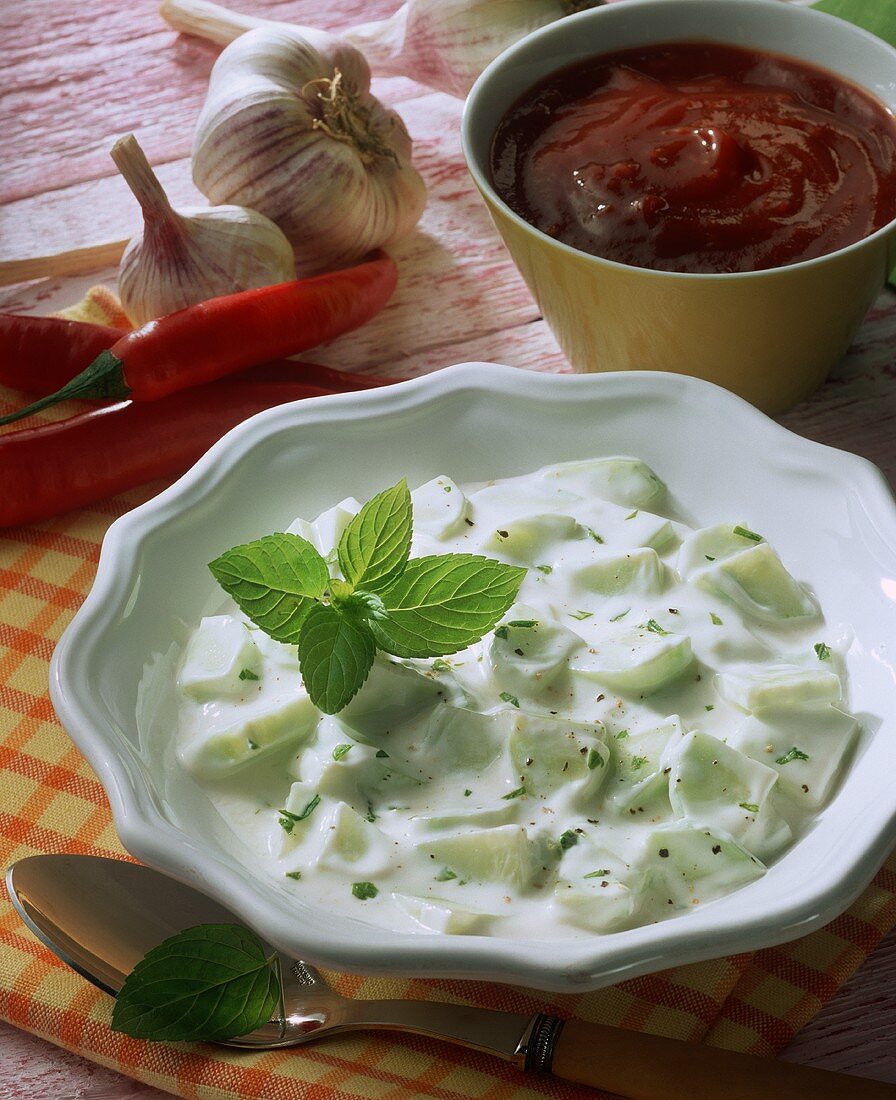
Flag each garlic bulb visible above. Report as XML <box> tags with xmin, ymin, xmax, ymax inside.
<box><xmin>160</xmin><ymin>0</ymin><xmax>603</xmax><ymax>99</ymax></box>
<box><xmin>347</xmin><ymin>0</ymin><xmax>603</xmax><ymax>99</ymax></box>
<box><xmin>111</xmin><ymin>134</ymin><xmax>296</xmax><ymax>325</ymax></box>
<box><xmin>191</xmin><ymin>26</ymin><xmax>426</xmax><ymax>275</ymax></box>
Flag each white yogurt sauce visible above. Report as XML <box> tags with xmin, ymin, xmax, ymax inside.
<box><xmin>174</xmin><ymin>458</ymin><xmax>858</xmax><ymax>939</ymax></box>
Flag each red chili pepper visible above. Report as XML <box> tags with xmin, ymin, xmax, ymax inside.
<box><xmin>0</xmin><ymin>251</ymin><xmax>398</xmax><ymax>427</ymax></box>
<box><xmin>0</xmin><ymin>314</ymin><xmax>127</xmax><ymax>394</ymax></box>
<box><xmin>0</xmin><ymin>367</ymin><xmax>398</xmax><ymax>528</ymax></box>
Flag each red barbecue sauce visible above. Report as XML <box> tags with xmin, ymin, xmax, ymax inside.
<box><xmin>489</xmin><ymin>42</ymin><xmax>896</xmax><ymax>274</ymax></box>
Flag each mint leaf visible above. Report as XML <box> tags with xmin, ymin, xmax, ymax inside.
<box><xmin>337</xmin><ymin>480</ymin><xmax>412</xmax><ymax>593</ymax></box>
<box><xmin>733</xmin><ymin>525</ymin><xmax>763</xmax><ymax>543</ymax></box>
<box><xmin>814</xmin><ymin>642</ymin><xmax>831</xmax><ymax>661</ymax></box>
<box><xmin>776</xmin><ymin>746</ymin><xmax>810</xmax><ymax>765</ymax></box>
<box><xmin>110</xmin><ymin>924</ymin><xmax>279</xmax><ymax>1042</ymax></box>
<box><xmin>373</xmin><ymin>555</ymin><xmax>526</xmax><ymax>658</ymax></box>
<box><xmin>298</xmin><ymin>603</ymin><xmax>376</xmax><ymax>714</ymax></box>
<box><xmin>352</xmin><ymin>881</ymin><xmax>378</xmax><ymax>899</ymax></box>
<box><xmin>209</xmin><ymin>534</ymin><xmax>328</xmax><ymax>644</ymax></box>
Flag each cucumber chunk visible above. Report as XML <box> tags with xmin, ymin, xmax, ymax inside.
<box><xmin>667</xmin><ymin>731</ymin><xmax>791</xmax><ymax>859</ymax></box>
<box><xmin>419</xmin><ymin>826</ymin><xmax>553</xmax><ymax>888</ymax></box>
<box><xmin>482</xmin><ymin>513</ymin><xmax>584</xmax><ymax>564</ymax></box>
<box><xmin>540</xmin><ymin>457</ymin><xmax>666</xmax><ymax>510</ymax></box>
<box><xmin>338</xmin><ymin>656</ymin><xmax>443</xmax><ymax>748</ymax></box>
<box><xmin>411</xmin><ymin>476</ymin><xmax>470</xmax><ymax>539</ymax></box>
<box><xmin>719</xmin><ymin>664</ymin><xmax>841</xmax><ymax>713</ymax></box>
<box><xmin>680</xmin><ymin>524</ymin><xmax>816</xmax><ymax>622</ymax></box>
<box><xmin>571</xmin><ymin>624</ymin><xmax>694</xmax><ymax>696</ymax></box>
<box><xmin>570</xmin><ymin>547</ymin><xmax>671</xmax><ymax>597</ymax></box>
<box><xmin>554</xmin><ymin>878</ymin><xmax>635</xmax><ymax>932</ymax></box>
<box><xmin>179</xmin><ymin>689</ymin><xmax>317</xmax><ymax>778</ymax></box>
<box><xmin>639</xmin><ymin>823</ymin><xmax>766</xmax><ymax>912</ymax></box>
<box><xmin>392</xmin><ymin>893</ymin><xmax>496</xmax><ymax>934</ymax></box>
<box><xmin>728</xmin><ymin>706</ymin><xmax>860</xmax><ymax>809</ymax></box>
<box><xmin>489</xmin><ymin>606</ymin><xmax>583</xmax><ymax>702</ymax></box>
<box><xmin>317</xmin><ymin>802</ymin><xmax>394</xmax><ymax>877</ymax></box>
<box><xmin>508</xmin><ymin>711</ymin><xmax>609</xmax><ymax>799</ymax></box>
<box><xmin>178</xmin><ymin>615</ymin><xmax>260</xmax><ymax>701</ymax></box>
<box><xmin>425</xmin><ymin>703</ymin><xmax>510</xmax><ymax>773</ymax></box>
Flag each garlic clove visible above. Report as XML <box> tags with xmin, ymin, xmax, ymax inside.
<box><xmin>112</xmin><ymin>134</ymin><xmax>296</xmax><ymax>326</ymax></box>
<box><xmin>159</xmin><ymin>0</ymin><xmax>269</xmax><ymax>46</ymax></box>
<box><xmin>192</xmin><ymin>27</ymin><xmax>426</xmax><ymax>275</ymax></box>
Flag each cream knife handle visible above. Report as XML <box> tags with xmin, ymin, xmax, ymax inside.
<box><xmin>525</xmin><ymin>1016</ymin><xmax>896</xmax><ymax>1099</ymax></box>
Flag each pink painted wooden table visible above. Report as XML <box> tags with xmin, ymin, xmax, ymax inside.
<box><xmin>1</xmin><ymin>0</ymin><xmax>895</xmax><ymax>1095</ymax></box>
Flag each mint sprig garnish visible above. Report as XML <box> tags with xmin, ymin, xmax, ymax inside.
<box><xmin>209</xmin><ymin>480</ymin><xmax>525</xmax><ymax>714</ymax></box>
<box><xmin>111</xmin><ymin>924</ymin><xmax>279</xmax><ymax>1042</ymax></box>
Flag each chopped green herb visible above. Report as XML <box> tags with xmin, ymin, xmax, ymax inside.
<box><xmin>443</xmin><ymin>485</ymin><xmax>452</xmax><ymax>493</ymax></box>
<box><xmin>584</xmin><ymin>869</ymin><xmax>611</xmax><ymax>879</ymax></box>
<box><xmin>332</xmin><ymin>743</ymin><xmax>352</xmax><ymax>761</ymax></box>
<box><xmin>247</xmin><ymin>739</ymin><xmax>259</xmax><ymax>751</ymax></box>
<box><xmin>739</xmin><ymin>802</ymin><xmax>759</xmax><ymax>813</ymax></box>
<box><xmin>610</xmin><ymin>609</ymin><xmax>630</xmax><ymax>622</ymax></box>
<box><xmin>508</xmin><ymin>620</ymin><xmax>538</xmax><ymax>628</ymax></box>
<box><xmin>496</xmin><ymin>529</ymin><xmax>509</xmax><ymax>540</ymax></box>
<box><xmin>432</xmin><ymin>658</ymin><xmax>452</xmax><ymax>672</ymax></box>
<box><xmin>586</xmin><ymin>527</ymin><xmax>604</xmax><ymax>544</ymax></box>
<box><xmin>705</xmin><ymin>705</ymin><xmax>715</xmax><ymax>712</ymax></box>
<box><xmin>625</xmin><ymin>510</ymin><xmax>639</xmax><ymax>520</ymax></box>
<box><xmin>614</xmin><ymin>729</ymin><xmax>629</xmax><ymax>741</ymax></box>
<box><xmin>494</xmin><ymin>625</ymin><xmax>509</xmax><ymax>639</ymax></box>
<box><xmin>464</xmin><ymin>788</ymin><xmax>472</xmax><ymax>797</ymax></box>
<box><xmin>366</xmin><ymin>801</ymin><xmax>377</xmax><ymax>822</ymax></box>
<box><xmin>278</xmin><ymin>794</ymin><xmax>320</xmax><ymax>832</ymax></box>
<box><xmin>630</xmin><ymin>755</ymin><xmax>648</xmax><ymax>771</ymax></box>
<box><xmin>559</xmin><ymin>830</ymin><xmax>579</xmax><ymax>850</ymax></box>
<box><xmin>570</xmin><ymin>610</ymin><xmax>593</xmax><ymax>621</ymax></box>
<box><xmin>536</xmin><ymin>564</ymin><xmax>553</xmax><ymax>575</ymax></box>
<box><xmin>435</xmin><ymin>867</ymin><xmax>457</xmax><ymax>881</ymax></box>
<box><xmin>586</xmin><ymin>747</ymin><xmax>604</xmax><ymax>770</ymax></box>
<box><xmin>238</xmin><ymin>668</ymin><xmax>260</xmax><ymax>681</ymax></box>
<box><xmin>502</xmin><ymin>784</ymin><xmax>526</xmax><ymax>800</ymax></box>
<box><xmin>499</xmin><ymin>691</ymin><xmax>520</xmax><ymax>708</ymax></box>
<box><xmin>646</xmin><ymin>619</ymin><xmax>668</xmax><ymax>636</ymax></box>
<box><xmin>375</xmin><ymin>749</ymin><xmax>389</xmax><ymax>758</ymax></box>
<box><xmin>710</xmin><ymin>612</ymin><xmax>723</xmax><ymax>626</ymax></box>
<box><xmin>705</xmin><ymin>555</ymin><xmax>716</xmax><ymax>562</ymax></box>
<box><xmin>351</xmin><ymin>881</ymin><xmax>378</xmax><ymax>900</ymax></box>
<box><xmin>733</xmin><ymin>525</ymin><xmax>763</xmax><ymax>543</ymax></box>
<box><xmin>814</xmin><ymin>642</ymin><xmax>831</xmax><ymax>661</ymax></box>
<box><xmin>284</xmin><ymin>871</ymin><xmax>302</xmax><ymax>881</ymax></box>
<box><xmin>776</xmin><ymin>746</ymin><xmax>810</xmax><ymax>765</ymax></box>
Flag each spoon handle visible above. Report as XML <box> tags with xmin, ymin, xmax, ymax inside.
<box><xmin>537</xmin><ymin>1017</ymin><xmax>895</xmax><ymax>1098</ymax></box>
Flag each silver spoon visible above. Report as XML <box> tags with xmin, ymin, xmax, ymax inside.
<box><xmin>7</xmin><ymin>855</ymin><xmax>892</xmax><ymax>1099</ymax></box>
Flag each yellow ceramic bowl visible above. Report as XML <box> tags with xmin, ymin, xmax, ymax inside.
<box><xmin>462</xmin><ymin>0</ymin><xmax>896</xmax><ymax>413</ymax></box>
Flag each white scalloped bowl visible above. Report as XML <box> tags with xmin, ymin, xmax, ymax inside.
<box><xmin>51</xmin><ymin>365</ymin><xmax>896</xmax><ymax>992</ymax></box>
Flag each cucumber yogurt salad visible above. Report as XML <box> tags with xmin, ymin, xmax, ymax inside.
<box><xmin>175</xmin><ymin>458</ymin><xmax>858</xmax><ymax>939</ymax></box>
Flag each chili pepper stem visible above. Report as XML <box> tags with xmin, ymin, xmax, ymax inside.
<box><xmin>0</xmin><ymin>351</ymin><xmax>131</xmax><ymax>427</ymax></box>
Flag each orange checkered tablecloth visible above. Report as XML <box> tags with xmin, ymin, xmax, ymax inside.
<box><xmin>1</xmin><ymin>295</ymin><xmax>896</xmax><ymax>1099</ymax></box>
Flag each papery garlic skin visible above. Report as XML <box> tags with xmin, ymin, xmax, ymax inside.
<box><xmin>160</xmin><ymin>0</ymin><xmax>603</xmax><ymax>102</ymax></box>
<box><xmin>192</xmin><ymin>26</ymin><xmax>426</xmax><ymax>275</ymax></box>
<box><xmin>119</xmin><ymin>205</ymin><xmax>297</xmax><ymax>326</ymax></box>
<box><xmin>111</xmin><ymin>133</ymin><xmax>296</xmax><ymax>326</ymax></box>
<box><xmin>346</xmin><ymin>0</ymin><xmax>597</xmax><ymax>99</ymax></box>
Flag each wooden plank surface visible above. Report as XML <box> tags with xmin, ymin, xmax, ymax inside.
<box><xmin>1</xmin><ymin>0</ymin><xmax>896</xmax><ymax>1094</ymax></box>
